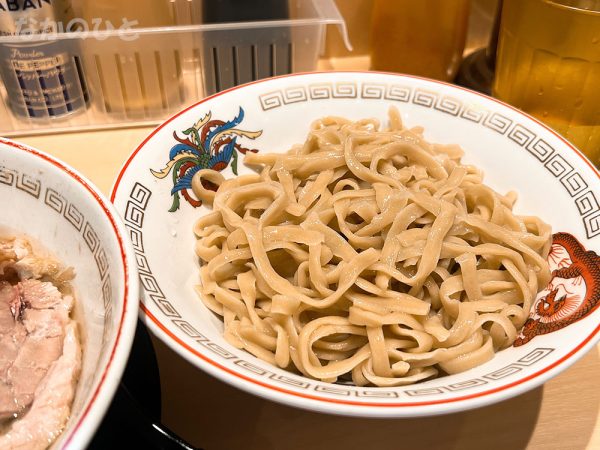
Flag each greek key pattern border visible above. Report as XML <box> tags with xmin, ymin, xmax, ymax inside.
<box><xmin>259</xmin><ymin>82</ymin><xmax>600</xmax><ymax>239</ymax></box>
<box><xmin>126</xmin><ymin>182</ymin><xmax>556</xmax><ymax>398</ymax></box>
<box><xmin>0</xmin><ymin>166</ymin><xmax>114</xmax><ymax>351</ymax></box>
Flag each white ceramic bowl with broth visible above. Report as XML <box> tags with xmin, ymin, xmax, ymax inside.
<box><xmin>0</xmin><ymin>139</ymin><xmax>139</xmax><ymax>448</ymax></box>
<box><xmin>111</xmin><ymin>72</ymin><xmax>600</xmax><ymax>417</ymax></box>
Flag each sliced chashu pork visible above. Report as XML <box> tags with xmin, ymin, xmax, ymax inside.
<box><xmin>0</xmin><ymin>237</ymin><xmax>81</xmax><ymax>449</ymax></box>
<box><xmin>0</xmin><ymin>323</ymin><xmax>80</xmax><ymax>450</ymax></box>
<box><xmin>0</xmin><ymin>280</ymin><xmax>72</xmax><ymax>421</ymax></box>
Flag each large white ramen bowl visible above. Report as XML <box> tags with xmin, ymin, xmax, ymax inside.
<box><xmin>111</xmin><ymin>72</ymin><xmax>600</xmax><ymax>417</ymax></box>
<box><xmin>0</xmin><ymin>138</ymin><xmax>139</xmax><ymax>447</ymax></box>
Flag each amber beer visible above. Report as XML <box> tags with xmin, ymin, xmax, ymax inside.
<box><xmin>493</xmin><ymin>0</ymin><xmax>600</xmax><ymax>164</ymax></box>
<box><xmin>370</xmin><ymin>0</ymin><xmax>470</xmax><ymax>81</ymax></box>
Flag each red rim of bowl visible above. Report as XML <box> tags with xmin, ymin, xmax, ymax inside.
<box><xmin>111</xmin><ymin>71</ymin><xmax>600</xmax><ymax>411</ymax></box>
<box><xmin>0</xmin><ymin>138</ymin><xmax>133</xmax><ymax>446</ymax></box>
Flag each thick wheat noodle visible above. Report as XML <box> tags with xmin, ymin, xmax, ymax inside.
<box><xmin>191</xmin><ymin>108</ymin><xmax>552</xmax><ymax>387</ymax></box>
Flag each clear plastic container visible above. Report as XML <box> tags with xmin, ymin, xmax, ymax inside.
<box><xmin>0</xmin><ymin>0</ymin><xmax>349</xmax><ymax>136</ymax></box>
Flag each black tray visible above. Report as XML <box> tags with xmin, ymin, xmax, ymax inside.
<box><xmin>88</xmin><ymin>320</ymin><xmax>200</xmax><ymax>450</ymax></box>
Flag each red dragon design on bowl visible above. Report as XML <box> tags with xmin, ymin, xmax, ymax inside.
<box><xmin>514</xmin><ymin>232</ymin><xmax>600</xmax><ymax>346</ymax></box>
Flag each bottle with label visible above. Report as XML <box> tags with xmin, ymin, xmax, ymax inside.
<box><xmin>0</xmin><ymin>0</ymin><xmax>88</xmax><ymax>119</ymax></box>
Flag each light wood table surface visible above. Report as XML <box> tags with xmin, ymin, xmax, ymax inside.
<box><xmin>16</xmin><ymin>126</ymin><xmax>600</xmax><ymax>450</ymax></box>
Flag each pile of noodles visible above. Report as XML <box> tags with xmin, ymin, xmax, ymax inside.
<box><xmin>191</xmin><ymin>108</ymin><xmax>551</xmax><ymax>387</ymax></box>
